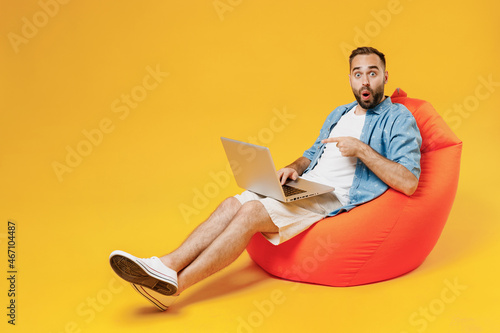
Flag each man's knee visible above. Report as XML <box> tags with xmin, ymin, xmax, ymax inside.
<box><xmin>240</xmin><ymin>200</ymin><xmax>265</xmax><ymax>214</ymax></box>
<box><xmin>222</xmin><ymin>196</ymin><xmax>242</xmax><ymax>211</ymax></box>
<box><xmin>236</xmin><ymin>201</ymin><xmax>276</xmax><ymax>232</ymax></box>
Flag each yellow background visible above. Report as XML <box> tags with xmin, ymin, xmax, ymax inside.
<box><xmin>1</xmin><ymin>0</ymin><xmax>499</xmax><ymax>332</ymax></box>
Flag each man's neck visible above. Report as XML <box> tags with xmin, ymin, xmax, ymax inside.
<box><xmin>355</xmin><ymin>96</ymin><xmax>387</xmax><ymax>115</ymax></box>
<box><xmin>354</xmin><ymin>105</ymin><xmax>367</xmax><ymax>115</ymax></box>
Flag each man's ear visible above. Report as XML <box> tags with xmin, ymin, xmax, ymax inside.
<box><xmin>384</xmin><ymin>71</ymin><xmax>389</xmax><ymax>84</ymax></box>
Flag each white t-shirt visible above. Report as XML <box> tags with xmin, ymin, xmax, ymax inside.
<box><xmin>302</xmin><ymin>106</ymin><xmax>366</xmax><ymax>205</ymax></box>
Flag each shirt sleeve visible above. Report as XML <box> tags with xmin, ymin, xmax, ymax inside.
<box><xmin>387</xmin><ymin>113</ymin><xmax>422</xmax><ymax>179</ymax></box>
<box><xmin>302</xmin><ymin>131</ymin><xmax>323</xmax><ymax>161</ymax></box>
<box><xmin>302</xmin><ymin>113</ymin><xmax>333</xmax><ymax>162</ymax></box>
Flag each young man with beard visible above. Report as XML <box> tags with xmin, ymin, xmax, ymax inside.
<box><xmin>109</xmin><ymin>46</ymin><xmax>422</xmax><ymax>310</ymax></box>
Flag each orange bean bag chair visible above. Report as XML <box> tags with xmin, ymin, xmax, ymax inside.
<box><xmin>246</xmin><ymin>88</ymin><xmax>462</xmax><ymax>286</ymax></box>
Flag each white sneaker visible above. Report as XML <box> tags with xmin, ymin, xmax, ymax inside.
<box><xmin>109</xmin><ymin>250</ymin><xmax>178</xmax><ymax>296</ymax></box>
<box><xmin>131</xmin><ymin>283</ymin><xmax>179</xmax><ymax>311</ymax></box>
<box><xmin>130</xmin><ymin>283</ymin><xmax>179</xmax><ymax>311</ymax></box>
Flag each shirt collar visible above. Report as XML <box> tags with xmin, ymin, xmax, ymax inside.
<box><xmin>366</xmin><ymin>96</ymin><xmax>392</xmax><ymax>114</ymax></box>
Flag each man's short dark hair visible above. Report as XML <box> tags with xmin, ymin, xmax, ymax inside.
<box><xmin>349</xmin><ymin>47</ymin><xmax>386</xmax><ymax>70</ymax></box>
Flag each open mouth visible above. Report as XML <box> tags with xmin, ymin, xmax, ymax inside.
<box><xmin>361</xmin><ymin>90</ymin><xmax>371</xmax><ymax>101</ymax></box>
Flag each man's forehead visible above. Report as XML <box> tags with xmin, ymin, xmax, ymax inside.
<box><xmin>350</xmin><ymin>54</ymin><xmax>384</xmax><ymax>71</ymax></box>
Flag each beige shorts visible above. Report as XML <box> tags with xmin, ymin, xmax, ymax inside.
<box><xmin>234</xmin><ymin>190</ymin><xmax>342</xmax><ymax>245</ymax></box>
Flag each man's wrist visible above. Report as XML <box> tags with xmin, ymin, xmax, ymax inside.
<box><xmin>358</xmin><ymin>142</ymin><xmax>374</xmax><ymax>161</ymax></box>
<box><xmin>285</xmin><ymin>157</ymin><xmax>311</xmax><ymax>176</ymax></box>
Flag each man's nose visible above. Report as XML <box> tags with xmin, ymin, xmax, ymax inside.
<box><xmin>362</xmin><ymin>75</ymin><xmax>370</xmax><ymax>86</ymax></box>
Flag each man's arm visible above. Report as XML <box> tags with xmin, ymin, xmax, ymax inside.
<box><xmin>277</xmin><ymin>156</ymin><xmax>311</xmax><ymax>185</ymax></box>
<box><xmin>323</xmin><ymin>136</ymin><xmax>419</xmax><ymax>196</ymax></box>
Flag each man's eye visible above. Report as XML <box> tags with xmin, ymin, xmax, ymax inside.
<box><xmin>355</xmin><ymin>73</ymin><xmax>361</xmax><ymax>78</ymax></box>
<box><xmin>370</xmin><ymin>72</ymin><xmax>376</xmax><ymax>76</ymax></box>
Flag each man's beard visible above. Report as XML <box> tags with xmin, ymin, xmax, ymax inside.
<box><xmin>353</xmin><ymin>86</ymin><xmax>385</xmax><ymax>110</ymax></box>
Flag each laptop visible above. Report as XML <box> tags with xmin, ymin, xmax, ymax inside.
<box><xmin>220</xmin><ymin>137</ymin><xmax>334</xmax><ymax>202</ymax></box>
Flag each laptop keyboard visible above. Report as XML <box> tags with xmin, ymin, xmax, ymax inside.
<box><xmin>282</xmin><ymin>184</ymin><xmax>306</xmax><ymax>197</ymax></box>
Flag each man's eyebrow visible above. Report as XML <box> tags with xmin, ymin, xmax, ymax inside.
<box><xmin>352</xmin><ymin>65</ymin><xmax>381</xmax><ymax>72</ymax></box>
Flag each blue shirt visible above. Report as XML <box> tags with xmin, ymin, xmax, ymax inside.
<box><xmin>302</xmin><ymin>97</ymin><xmax>422</xmax><ymax>216</ymax></box>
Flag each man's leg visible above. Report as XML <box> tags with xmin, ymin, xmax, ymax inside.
<box><xmin>160</xmin><ymin>196</ymin><xmax>243</xmax><ymax>272</ymax></box>
<box><xmin>109</xmin><ymin>196</ymin><xmax>277</xmax><ymax>303</ymax></box>
<box><xmin>174</xmin><ymin>200</ymin><xmax>278</xmax><ymax>294</ymax></box>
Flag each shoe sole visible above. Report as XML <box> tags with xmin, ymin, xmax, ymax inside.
<box><xmin>131</xmin><ymin>284</ymin><xmax>168</xmax><ymax>311</ymax></box>
<box><xmin>131</xmin><ymin>283</ymin><xmax>179</xmax><ymax>311</ymax></box>
<box><xmin>110</xmin><ymin>255</ymin><xmax>177</xmax><ymax>296</ymax></box>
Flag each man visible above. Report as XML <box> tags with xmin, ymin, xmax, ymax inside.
<box><xmin>109</xmin><ymin>46</ymin><xmax>422</xmax><ymax>310</ymax></box>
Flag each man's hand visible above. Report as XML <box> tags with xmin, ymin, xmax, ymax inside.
<box><xmin>277</xmin><ymin>167</ymin><xmax>299</xmax><ymax>185</ymax></box>
<box><xmin>276</xmin><ymin>156</ymin><xmax>311</xmax><ymax>185</ymax></box>
<box><xmin>321</xmin><ymin>136</ymin><xmax>366</xmax><ymax>157</ymax></box>
<box><xmin>322</xmin><ymin>136</ymin><xmax>418</xmax><ymax>196</ymax></box>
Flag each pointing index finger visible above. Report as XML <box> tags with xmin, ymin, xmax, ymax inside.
<box><xmin>321</xmin><ymin>137</ymin><xmax>340</xmax><ymax>144</ymax></box>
